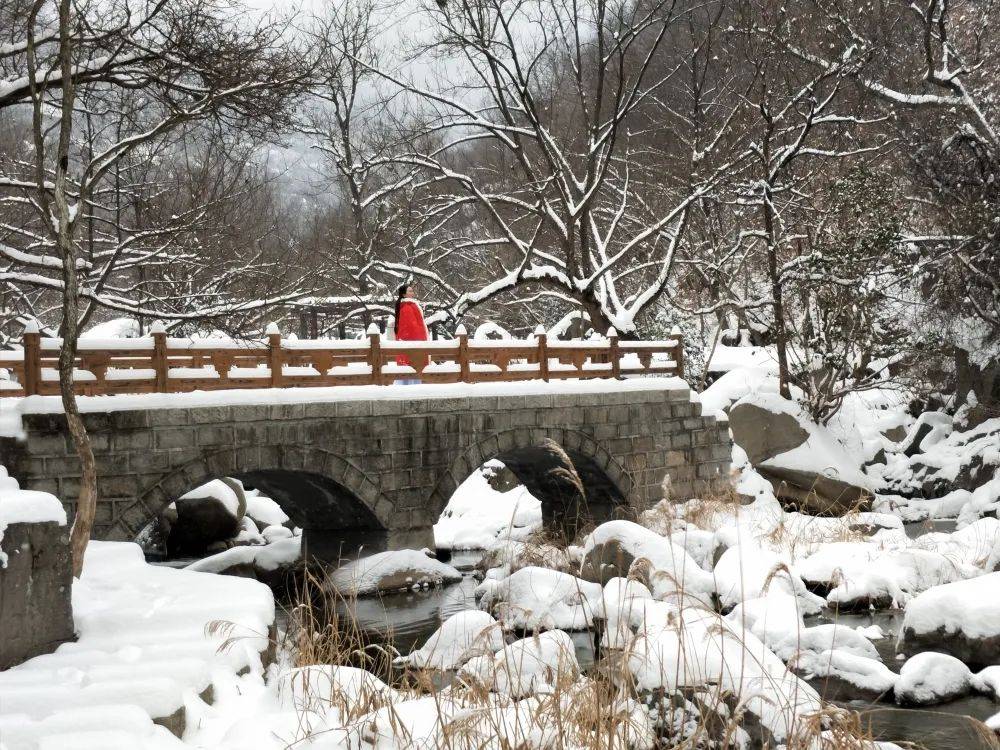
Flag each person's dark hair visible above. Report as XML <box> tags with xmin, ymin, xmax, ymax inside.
<box><xmin>394</xmin><ymin>284</ymin><xmax>409</xmax><ymax>335</ymax></box>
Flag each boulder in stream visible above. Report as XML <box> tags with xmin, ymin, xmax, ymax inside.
<box><xmin>899</xmin><ymin>572</ymin><xmax>1000</xmax><ymax>668</ymax></box>
<box><xmin>167</xmin><ymin>478</ymin><xmax>247</xmax><ymax>557</ymax></box>
<box><xmin>894</xmin><ymin>652</ymin><xmax>972</xmax><ymax>706</ymax></box>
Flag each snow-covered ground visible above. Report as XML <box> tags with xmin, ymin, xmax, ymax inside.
<box><xmin>0</xmin><ymin>542</ymin><xmax>274</xmax><ymax>750</ymax></box>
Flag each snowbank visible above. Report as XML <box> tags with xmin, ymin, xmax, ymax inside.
<box><xmin>0</xmin><ymin>541</ymin><xmax>274</xmax><ymax>747</ymax></box>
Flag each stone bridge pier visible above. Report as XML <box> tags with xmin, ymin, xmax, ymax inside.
<box><xmin>1</xmin><ymin>382</ymin><xmax>731</xmax><ymax>557</ymax></box>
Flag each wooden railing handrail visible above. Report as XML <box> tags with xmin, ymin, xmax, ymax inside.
<box><xmin>0</xmin><ymin>325</ymin><xmax>684</xmax><ymax>398</ymax></box>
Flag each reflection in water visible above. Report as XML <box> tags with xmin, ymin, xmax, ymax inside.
<box><xmin>904</xmin><ymin>519</ymin><xmax>959</xmax><ymax>539</ymax></box>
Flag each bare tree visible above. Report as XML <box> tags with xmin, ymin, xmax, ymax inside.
<box><xmin>5</xmin><ymin>0</ymin><xmax>308</xmax><ymax>573</ymax></box>
<box><xmin>350</xmin><ymin>0</ymin><xmax>750</xmax><ymax>335</ymax></box>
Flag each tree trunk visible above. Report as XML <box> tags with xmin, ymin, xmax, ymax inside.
<box><xmin>761</xmin><ymin>179</ymin><xmax>791</xmax><ymax>398</ymax></box>
<box><xmin>50</xmin><ymin>0</ymin><xmax>97</xmax><ymax>578</ymax></box>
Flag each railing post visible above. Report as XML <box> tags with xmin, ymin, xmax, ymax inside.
<box><xmin>22</xmin><ymin>321</ymin><xmax>40</xmax><ymax>396</ymax></box>
<box><xmin>151</xmin><ymin>321</ymin><xmax>167</xmax><ymax>393</ymax></box>
<box><xmin>367</xmin><ymin>323</ymin><xmax>383</xmax><ymax>385</ymax></box>
<box><xmin>535</xmin><ymin>325</ymin><xmax>549</xmax><ymax>382</ymax></box>
<box><xmin>266</xmin><ymin>322</ymin><xmax>283</xmax><ymax>388</ymax></box>
<box><xmin>456</xmin><ymin>324</ymin><xmax>470</xmax><ymax>383</ymax></box>
<box><xmin>671</xmin><ymin>326</ymin><xmax>684</xmax><ymax>379</ymax></box>
<box><xmin>608</xmin><ymin>327</ymin><xmax>621</xmax><ymax>379</ymax></box>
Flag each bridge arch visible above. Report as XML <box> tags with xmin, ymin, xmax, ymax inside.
<box><xmin>429</xmin><ymin>427</ymin><xmax>634</xmax><ymax>536</ymax></box>
<box><xmin>121</xmin><ymin>445</ymin><xmax>392</xmax><ymax>546</ymax></box>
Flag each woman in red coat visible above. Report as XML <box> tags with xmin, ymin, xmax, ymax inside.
<box><xmin>393</xmin><ymin>283</ymin><xmax>428</xmax><ymax>384</ymax></box>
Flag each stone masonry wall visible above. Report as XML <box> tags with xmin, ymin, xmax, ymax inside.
<box><xmin>1</xmin><ymin>385</ymin><xmax>731</xmax><ymax>543</ymax></box>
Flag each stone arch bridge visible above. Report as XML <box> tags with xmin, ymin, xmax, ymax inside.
<box><xmin>1</xmin><ymin>383</ymin><xmax>730</xmax><ymax>556</ymax></box>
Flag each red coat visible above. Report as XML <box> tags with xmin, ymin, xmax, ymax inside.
<box><xmin>395</xmin><ymin>300</ymin><xmax>428</xmax><ymax>367</ymax></box>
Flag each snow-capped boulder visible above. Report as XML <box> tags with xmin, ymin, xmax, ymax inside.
<box><xmin>475</xmin><ymin>566</ymin><xmax>602</xmax><ymax>631</ymax></box>
<box><xmin>167</xmin><ymin>478</ymin><xmax>247</xmax><ymax>556</ymax></box>
<box><xmin>276</xmin><ymin>664</ymin><xmax>399</xmax><ymax>729</ymax></box>
<box><xmin>185</xmin><ymin>536</ymin><xmax>301</xmax><ymax>590</ymax></box>
<box><xmin>728</xmin><ymin>399</ymin><xmax>809</xmax><ymax>464</ymax></box>
<box><xmin>394</xmin><ymin>610</ymin><xmax>503</xmax><ymax>670</ymax></box>
<box><xmin>799</xmin><ymin>542</ymin><xmax>971</xmax><ymax>611</ymax></box>
<box><xmin>329</xmin><ymin>549</ymin><xmax>462</xmax><ymax>596</ymax></box>
<box><xmin>899</xmin><ymin>572</ymin><xmax>1000</xmax><ymax>668</ymax></box>
<box><xmin>899</xmin><ymin>412</ymin><xmax>954</xmax><ymax>457</ymax></box>
<box><xmin>714</xmin><ymin>544</ymin><xmax>823</xmax><ymax>614</ymax></box>
<box><xmin>477</xmin><ymin>538</ymin><xmax>573</xmax><ymax>580</ymax></box>
<box><xmin>458</xmin><ymin>630</ymin><xmax>580</xmax><ymax>697</ymax></box>
<box><xmin>894</xmin><ymin>652</ymin><xmax>972</xmax><ymax>706</ymax></box>
<box><xmin>578</xmin><ymin>521</ymin><xmax>714</xmax><ymax>603</ymax></box>
<box><xmin>433</xmin><ymin>460</ymin><xmax>542</xmax><ymax>550</ymax></box>
<box><xmin>729</xmin><ymin>393</ymin><xmax>873</xmax><ymax>515</ymax></box>
<box><xmin>795</xmin><ymin>648</ymin><xmax>898</xmax><ymax>699</ymax></box>
<box><xmin>972</xmin><ymin>665</ymin><xmax>1000</xmax><ymax>700</ymax></box>
<box><xmin>885</xmin><ymin>417</ymin><xmax>1000</xmax><ymax>500</ymax></box>
<box><xmin>624</xmin><ymin>608</ymin><xmax>822</xmax><ymax>743</ymax></box>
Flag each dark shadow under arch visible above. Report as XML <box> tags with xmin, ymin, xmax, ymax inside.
<box><xmin>498</xmin><ymin>443</ymin><xmax>629</xmax><ymax>538</ymax></box>
<box><xmin>236</xmin><ymin>469</ymin><xmax>388</xmax><ymax>563</ymax></box>
<box><xmin>431</xmin><ymin>427</ymin><xmax>633</xmax><ymax>541</ymax></box>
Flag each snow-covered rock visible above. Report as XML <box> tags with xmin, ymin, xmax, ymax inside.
<box><xmin>394</xmin><ymin>610</ymin><xmax>503</xmax><ymax>670</ymax></box>
<box><xmin>185</xmin><ymin>536</ymin><xmax>301</xmax><ymax>588</ymax></box>
<box><xmin>477</xmin><ymin>538</ymin><xmax>573</xmax><ymax>581</ymax></box>
<box><xmin>243</xmin><ymin>487</ymin><xmax>290</xmax><ymax>529</ymax></box>
<box><xmin>276</xmin><ymin>664</ymin><xmax>400</xmax><ymax>732</ymax></box>
<box><xmin>799</xmin><ymin>542</ymin><xmax>972</xmax><ymax>610</ymax></box>
<box><xmin>579</xmin><ymin>520</ymin><xmax>714</xmax><ymax>603</ymax></box>
<box><xmin>475</xmin><ymin>566</ymin><xmax>602</xmax><ymax>631</ymax></box>
<box><xmin>330</xmin><ymin>550</ymin><xmax>462</xmax><ymax>596</ymax></box>
<box><xmin>729</xmin><ymin>393</ymin><xmax>874</xmax><ymax>514</ymax></box>
<box><xmin>972</xmin><ymin>665</ymin><xmax>1000</xmax><ymax>700</ymax></box>
<box><xmin>168</xmin><ymin>478</ymin><xmax>246</xmax><ymax>556</ymax></box>
<box><xmin>458</xmin><ymin>630</ymin><xmax>580</xmax><ymax>698</ymax></box>
<box><xmin>894</xmin><ymin>652</ymin><xmax>973</xmax><ymax>706</ymax></box>
<box><xmin>714</xmin><ymin>544</ymin><xmax>823</xmax><ymax>614</ymax></box>
<box><xmin>434</xmin><ymin>460</ymin><xmax>542</xmax><ymax>550</ymax></box>
<box><xmin>885</xmin><ymin>417</ymin><xmax>1000</xmax><ymax>501</ymax></box>
<box><xmin>625</xmin><ymin>607</ymin><xmax>822</xmax><ymax>742</ymax></box>
<box><xmin>900</xmin><ymin>572</ymin><xmax>1000</xmax><ymax>667</ymax></box>
<box><xmin>796</xmin><ymin>648</ymin><xmax>898</xmax><ymax>696</ymax></box>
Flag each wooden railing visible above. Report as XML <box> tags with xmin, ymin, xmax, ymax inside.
<box><xmin>0</xmin><ymin>323</ymin><xmax>684</xmax><ymax>398</ymax></box>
